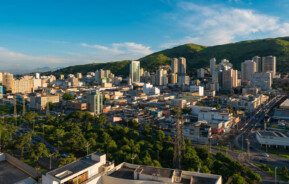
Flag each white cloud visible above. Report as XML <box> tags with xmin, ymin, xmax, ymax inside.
<box><xmin>81</xmin><ymin>42</ymin><xmax>153</xmax><ymax>60</ymax></box>
<box><xmin>0</xmin><ymin>47</ymin><xmax>71</xmax><ymax>72</ymax></box>
<box><xmin>163</xmin><ymin>2</ymin><xmax>289</xmax><ymax>47</ymax></box>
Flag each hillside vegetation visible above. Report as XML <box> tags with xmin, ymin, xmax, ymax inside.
<box><xmin>51</xmin><ymin>37</ymin><xmax>289</xmax><ymax>77</ymax></box>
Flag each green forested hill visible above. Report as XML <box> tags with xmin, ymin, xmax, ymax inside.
<box><xmin>51</xmin><ymin>37</ymin><xmax>289</xmax><ymax>77</ymax></box>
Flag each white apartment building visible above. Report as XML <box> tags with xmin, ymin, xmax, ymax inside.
<box><xmin>190</xmin><ymin>85</ymin><xmax>204</xmax><ymax>96</ymax></box>
<box><xmin>143</xmin><ymin>83</ymin><xmax>160</xmax><ymax>96</ymax></box>
<box><xmin>130</xmin><ymin>60</ymin><xmax>141</xmax><ymax>83</ymax></box>
<box><xmin>228</xmin><ymin>94</ymin><xmax>269</xmax><ymax>113</ymax></box>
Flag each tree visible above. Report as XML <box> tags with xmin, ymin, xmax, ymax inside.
<box><xmin>15</xmin><ymin>132</ymin><xmax>32</xmax><ymax>159</ymax></box>
<box><xmin>97</xmin><ymin>114</ymin><xmax>107</xmax><ymax>127</ymax></box>
<box><xmin>62</xmin><ymin>93</ymin><xmax>74</xmax><ymax>101</ymax></box>
<box><xmin>31</xmin><ymin>142</ymin><xmax>50</xmax><ymax>164</ymax></box>
<box><xmin>182</xmin><ymin>146</ymin><xmax>202</xmax><ymax>171</ymax></box>
<box><xmin>59</xmin><ymin>154</ymin><xmax>76</xmax><ymax>166</ymax></box>
<box><xmin>231</xmin><ymin>173</ymin><xmax>247</xmax><ymax>184</ymax></box>
<box><xmin>23</xmin><ymin>112</ymin><xmax>38</xmax><ymax>124</ymax></box>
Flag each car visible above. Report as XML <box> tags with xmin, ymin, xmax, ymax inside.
<box><xmin>261</xmin><ymin>153</ymin><xmax>270</xmax><ymax>158</ymax></box>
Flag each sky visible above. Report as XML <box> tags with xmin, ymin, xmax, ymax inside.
<box><xmin>1</xmin><ymin>0</ymin><xmax>289</xmax><ymax>73</ymax></box>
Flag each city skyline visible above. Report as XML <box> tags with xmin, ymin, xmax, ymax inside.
<box><xmin>1</xmin><ymin>0</ymin><xmax>289</xmax><ymax>72</ymax></box>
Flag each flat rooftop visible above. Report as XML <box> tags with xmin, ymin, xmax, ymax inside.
<box><xmin>259</xmin><ymin>131</ymin><xmax>287</xmax><ymax>138</ymax></box>
<box><xmin>48</xmin><ymin>154</ymin><xmax>103</xmax><ymax>180</ymax></box>
<box><xmin>138</xmin><ymin>166</ymin><xmax>174</xmax><ymax>178</ymax></box>
<box><xmin>108</xmin><ymin>165</ymin><xmax>135</xmax><ymax>179</ymax></box>
<box><xmin>280</xmin><ymin>99</ymin><xmax>289</xmax><ymax>109</ymax></box>
<box><xmin>108</xmin><ymin>163</ymin><xmax>221</xmax><ymax>184</ymax></box>
<box><xmin>0</xmin><ymin>161</ymin><xmax>31</xmax><ymax>184</ymax></box>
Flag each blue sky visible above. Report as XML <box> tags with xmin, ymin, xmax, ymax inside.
<box><xmin>1</xmin><ymin>0</ymin><xmax>289</xmax><ymax>73</ymax></box>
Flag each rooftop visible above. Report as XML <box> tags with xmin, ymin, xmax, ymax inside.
<box><xmin>47</xmin><ymin>153</ymin><xmax>105</xmax><ymax>180</ymax></box>
<box><xmin>108</xmin><ymin>163</ymin><xmax>221</xmax><ymax>184</ymax></box>
<box><xmin>280</xmin><ymin>99</ymin><xmax>289</xmax><ymax>109</ymax></box>
<box><xmin>108</xmin><ymin>165</ymin><xmax>135</xmax><ymax>179</ymax></box>
<box><xmin>0</xmin><ymin>161</ymin><xmax>32</xmax><ymax>184</ymax></box>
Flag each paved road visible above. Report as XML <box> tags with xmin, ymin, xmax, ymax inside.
<box><xmin>231</xmin><ymin>95</ymin><xmax>288</xmax><ymax>183</ymax></box>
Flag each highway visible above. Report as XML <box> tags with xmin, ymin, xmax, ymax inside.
<box><xmin>231</xmin><ymin>94</ymin><xmax>288</xmax><ymax>183</ymax></box>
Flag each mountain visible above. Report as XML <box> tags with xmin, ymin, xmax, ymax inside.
<box><xmin>50</xmin><ymin>37</ymin><xmax>289</xmax><ymax>77</ymax></box>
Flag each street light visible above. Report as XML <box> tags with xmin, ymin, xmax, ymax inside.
<box><xmin>49</xmin><ymin>152</ymin><xmax>56</xmax><ymax>170</ymax></box>
<box><xmin>85</xmin><ymin>142</ymin><xmax>90</xmax><ymax>155</ymax></box>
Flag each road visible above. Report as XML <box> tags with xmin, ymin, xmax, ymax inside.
<box><xmin>231</xmin><ymin>94</ymin><xmax>288</xmax><ymax>183</ymax></box>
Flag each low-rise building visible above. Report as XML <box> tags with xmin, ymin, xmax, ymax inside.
<box><xmin>0</xmin><ymin>152</ymin><xmax>39</xmax><ymax>184</ymax></box>
<box><xmin>228</xmin><ymin>94</ymin><xmax>269</xmax><ymax>113</ymax></box>
<box><xmin>30</xmin><ymin>94</ymin><xmax>60</xmax><ymax>110</ymax></box>
<box><xmin>43</xmin><ymin>152</ymin><xmax>222</xmax><ymax>184</ymax></box>
<box><xmin>273</xmin><ymin>98</ymin><xmax>289</xmax><ymax>120</ymax></box>
<box><xmin>256</xmin><ymin>131</ymin><xmax>289</xmax><ymax>147</ymax></box>
<box><xmin>184</xmin><ymin>121</ymin><xmax>212</xmax><ymax>144</ymax></box>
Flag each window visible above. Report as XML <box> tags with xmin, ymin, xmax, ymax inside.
<box><xmin>63</xmin><ymin>172</ymin><xmax>88</xmax><ymax>184</ymax></box>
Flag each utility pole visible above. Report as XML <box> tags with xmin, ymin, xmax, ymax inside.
<box><xmin>241</xmin><ymin>134</ymin><xmax>244</xmax><ymax>151</ymax></box>
<box><xmin>49</xmin><ymin>153</ymin><xmax>54</xmax><ymax>170</ymax></box>
<box><xmin>13</xmin><ymin>98</ymin><xmax>17</xmax><ymax>125</ymax></box>
<box><xmin>13</xmin><ymin>98</ymin><xmax>17</xmax><ymax>117</ymax></box>
<box><xmin>46</xmin><ymin>102</ymin><xmax>50</xmax><ymax>116</ymax></box>
<box><xmin>85</xmin><ymin>142</ymin><xmax>90</xmax><ymax>155</ymax></box>
<box><xmin>246</xmin><ymin>139</ymin><xmax>250</xmax><ymax>160</ymax></box>
<box><xmin>22</xmin><ymin>96</ymin><xmax>26</xmax><ymax>116</ymax></box>
<box><xmin>275</xmin><ymin>167</ymin><xmax>278</xmax><ymax>184</ymax></box>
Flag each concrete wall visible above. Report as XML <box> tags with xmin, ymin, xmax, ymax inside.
<box><xmin>181</xmin><ymin>171</ymin><xmax>222</xmax><ymax>184</ymax></box>
<box><xmin>5</xmin><ymin>153</ymin><xmax>41</xmax><ymax>179</ymax></box>
<box><xmin>102</xmin><ymin>175</ymin><xmax>164</xmax><ymax>184</ymax></box>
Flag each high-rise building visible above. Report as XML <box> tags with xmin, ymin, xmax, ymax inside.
<box><xmin>156</xmin><ymin>69</ymin><xmax>164</xmax><ymax>86</ymax></box>
<box><xmin>171</xmin><ymin>58</ymin><xmax>178</xmax><ymax>73</ymax></box>
<box><xmin>241</xmin><ymin>60</ymin><xmax>257</xmax><ymax>83</ymax></box>
<box><xmin>156</xmin><ymin>68</ymin><xmax>168</xmax><ymax>86</ymax></box>
<box><xmin>60</xmin><ymin>74</ymin><xmax>65</xmax><ymax>80</ymax></box>
<box><xmin>3</xmin><ymin>74</ymin><xmax>34</xmax><ymax>94</ymax></box>
<box><xmin>262</xmin><ymin>56</ymin><xmax>276</xmax><ymax>78</ymax></box>
<box><xmin>251</xmin><ymin>72</ymin><xmax>272</xmax><ymax>91</ymax></box>
<box><xmin>35</xmin><ymin>73</ymin><xmax>40</xmax><ymax>79</ymax></box>
<box><xmin>222</xmin><ymin>68</ymin><xmax>238</xmax><ymax>91</ymax></box>
<box><xmin>140</xmin><ymin>68</ymin><xmax>144</xmax><ymax>77</ymax></box>
<box><xmin>218</xmin><ymin>59</ymin><xmax>233</xmax><ymax>71</ymax></box>
<box><xmin>178</xmin><ymin>75</ymin><xmax>190</xmax><ymax>86</ymax></box>
<box><xmin>170</xmin><ymin>73</ymin><xmax>178</xmax><ymax>84</ymax></box>
<box><xmin>76</xmin><ymin>73</ymin><xmax>82</xmax><ymax>79</ymax></box>
<box><xmin>95</xmin><ymin>69</ymin><xmax>113</xmax><ymax>84</ymax></box>
<box><xmin>252</xmin><ymin>56</ymin><xmax>262</xmax><ymax>73</ymax></box>
<box><xmin>130</xmin><ymin>60</ymin><xmax>140</xmax><ymax>83</ymax></box>
<box><xmin>2</xmin><ymin>73</ymin><xmax>14</xmax><ymax>92</ymax></box>
<box><xmin>197</xmin><ymin>68</ymin><xmax>205</xmax><ymax>78</ymax></box>
<box><xmin>178</xmin><ymin>57</ymin><xmax>186</xmax><ymax>75</ymax></box>
<box><xmin>210</xmin><ymin>58</ymin><xmax>216</xmax><ymax>76</ymax></box>
<box><xmin>0</xmin><ymin>85</ymin><xmax>3</xmax><ymax>99</ymax></box>
<box><xmin>87</xmin><ymin>90</ymin><xmax>103</xmax><ymax>115</ymax></box>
